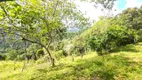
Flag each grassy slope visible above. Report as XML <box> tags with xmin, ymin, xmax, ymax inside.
<box><xmin>0</xmin><ymin>43</ymin><xmax>142</xmax><ymax>80</ymax></box>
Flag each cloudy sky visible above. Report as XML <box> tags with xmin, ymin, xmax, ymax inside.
<box><xmin>76</xmin><ymin>0</ymin><xmax>142</xmax><ymax>21</ymax></box>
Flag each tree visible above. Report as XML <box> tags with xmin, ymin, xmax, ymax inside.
<box><xmin>88</xmin><ymin>18</ymin><xmax>138</xmax><ymax>55</ymax></box>
<box><xmin>0</xmin><ymin>0</ymin><xmax>89</xmax><ymax>67</ymax></box>
<box><xmin>118</xmin><ymin>7</ymin><xmax>142</xmax><ymax>30</ymax></box>
<box><xmin>0</xmin><ymin>0</ymin><xmax>14</xmax><ymax>2</ymax></box>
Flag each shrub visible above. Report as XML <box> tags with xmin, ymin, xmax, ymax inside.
<box><xmin>56</xmin><ymin>42</ymin><xmax>64</xmax><ymax>51</ymax></box>
<box><xmin>36</xmin><ymin>57</ymin><xmax>45</xmax><ymax>64</ymax></box>
<box><xmin>5</xmin><ymin>49</ymin><xmax>18</xmax><ymax>60</ymax></box>
<box><xmin>0</xmin><ymin>53</ymin><xmax>6</xmax><ymax>60</ymax></box>
<box><xmin>17</xmin><ymin>54</ymin><xmax>25</xmax><ymax>60</ymax></box>
<box><xmin>63</xmin><ymin>43</ymin><xmax>74</xmax><ymax>56</ymax></box>
<box><xmin>36</xmin><ymin>49</ymin><xmax>44</xmax><ymax>59</ymax></box>
<box><xmin>26</xmin><ymin>44</ymin><xmax>40</xmax><ymax>60</ymax></box>
<box><xmin>54</xmin><ymin>50</ymin><xmax>64</xmax><ymax>60</ymax></box>
<box><xmin>89</xmin><ymin>25</ymin><xmax>138</xmax><ymax>55</ymax></box>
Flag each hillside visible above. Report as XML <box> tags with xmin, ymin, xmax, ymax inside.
<box><xmin>0</xmin><ymin>42</ymin><xmax>142</xmax><ymax>80</ymax></box>
<box><xmin>0</xmin><ymin>1</ymin><xmax>142</xmax><ymax>80</ymax></box>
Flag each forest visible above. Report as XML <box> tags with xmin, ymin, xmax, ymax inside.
<box><xmin>0</xmin><ymin>0</ymin><xmax>142</xmax><ymax>80</ymax></box>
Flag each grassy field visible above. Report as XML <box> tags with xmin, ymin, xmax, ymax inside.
<box><xmin>0</xmin><ymin>43</ymin><xmax>142</xmax><ymax>80</ymax></box>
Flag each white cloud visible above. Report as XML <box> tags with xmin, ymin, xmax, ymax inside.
<box><xmin>76</xmin><ymin>0</ymin><xmax>142</xmax><ymax>21</ymax></box>
<box><xmin>125</xmin><ymin>0</ymin><xmax>142</xmax><ymax>8</ymax></box>
<box><xmin>75</xmin><ymin>1</ymin><xmax>123</xmax><ymax>21</ymax></box>
<box><xmin>75</xmin><ymin>1</ymin><xmax>104</xmax><ymax>21</ymax></box>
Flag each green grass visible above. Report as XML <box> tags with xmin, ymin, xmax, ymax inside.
<box><xmin>0</xmin><ymin>43</ymin><xmax>142</xmax><ymax>80</ymax></box>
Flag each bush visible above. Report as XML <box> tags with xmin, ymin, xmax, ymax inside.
<box><xmin>63</xmin><ymin>43</ymin><xmax>74</xmax><ymax>56</ymax></box>
<box><xmin>17</xmin><ymin>54</ymin><xmax>25</xmax><ymax>60</ymax></box>
<box><xmin>0</xmin><ymin>53</ymin><xmax>6</xmax><ymax>60</ymax></box>
<box><xmin>89</xmin><ymin>25</ymin><xmax>138</xmax><ymax>55</ymax></box>
<box><xmin>5</xmin><ymin>49</ymin><xmax>18</xmax><ymax>60</ymax></box>
<box><xmin>56</xmin><ymin>42</ymin><xmax>64</xmax><ymax>51</ymax></box>
<box><xmin>26</xmin><ymin>44</ymin><xmax>40</xmax><ymax>60</ymax></box>
<box><xmin>36</xmin><ymin>57</ymin><xmax>45</xmax><ymax>64</ymax></box>
<box><xmin>36</xmin><ymin>49</ymin><xmax>44</xmax><ymax>59</ymax></box>
<box><xmin>54</xmin><ymin>50</ymin><xmax>64</xmax><ymax>60</ymax></box>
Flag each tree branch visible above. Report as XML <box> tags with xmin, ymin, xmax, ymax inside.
<box><xmin>52</xmin><ymin>0</ymin><xmax>60</xmax><ymax>17</ymax></box>
<box><xmin>14</xmin><ymin>33</ymin><xmax>45</xmax><ymax>48</ymax></box>
<box><xmin>0</xmin><ymin>5</ymin><xmax>20</xmax><ymax>31</ymax></box>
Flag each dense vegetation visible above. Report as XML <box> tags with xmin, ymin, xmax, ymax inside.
<box><xmin>0</xmin><ymin>0</ymin><xmax>142</xmax><ymax>80</ymax></box>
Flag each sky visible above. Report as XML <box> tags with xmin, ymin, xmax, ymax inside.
<box><xmin>76</xmin><ymin>0</ymin><xmax>142</xmax><ymax>21</ymax></box>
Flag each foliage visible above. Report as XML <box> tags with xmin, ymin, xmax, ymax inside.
<box><xmin>88</xmin><ymin>19</ymin><xmax>138</xmax><ymax>55</ymax></box>
<box><xmin>36</xmin><ymin>49</ymin><xmax>44</xmax><ymax>59</ymax></box>
<box><xmin>63</xmin><ymin>43</ymin><xmax>74</xmax><ymax>56</ymax></box>
<box><xmin>56</xmin><ymin>42</ymin><xmax>64</xmax><ymax>51</ymax></box>
<box><xmin>0</xmin><ymin>53</ymin><xmax>6</xmax><ymax>60</ymax></box>
<box><xmin>54</xmin><ymin>50</ymin><xmax>65</xmax><ymax>60</ymax></box>
<box><xmin>0</xmin><ymin>0</ymin><xmax>89</xmax><ymax>66</ymax></box>
<box><xmin>16</xmin><ymin>54</ymin><xmax>25</xmax><ymax>60</ymax></box>
<box><xmin>0</xmin><ymin>1</ymin><xmax>142</xmax><ymax>79</ymax></box>
<box><xmin>138</xmin><ymin>29</ymin><xmax>142</xmax><ymax>42</ymax></box>
<box><xmin>5</xmin><ymin>49</ymin><xmax>18</xmax><ymax>60</ymax></box>
<box><xmin>36</xmin><ymin>56</ymin><xmax>47</xmax><ymax>64</ymax></box>
<box><xmin>26</xmin><ymin>44</ymin><xmax>40</xmax><ymax>60</ymax></box>
<box><xmin>118</xmin><ymin>6</ymin><xmax>142</xmax><ymax>30</ymax></box>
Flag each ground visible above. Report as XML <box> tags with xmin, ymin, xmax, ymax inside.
<box><xmin>0</xmin><ymin>43</ymin><xmax>142</xmax><ymax>80</ymax></box>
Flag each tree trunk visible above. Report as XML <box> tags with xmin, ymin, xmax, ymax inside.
<box><xmin>21</xmin><ymin>60</ymin><xmax>26</xmax><ymax>72</ymax></box>
<box><xmin>20</xmin><ymin>37</ymin><xmax>55</xmax><ymax>67</ymax></box>
<box><xmin>14</xmin><ymin>60</ymin><xmax>16</xmax><ymax>70</ymax></box>
<box><xmin>71</xmin><ymin>54</ymin><xmax>74</xmax><ymax>62</ymax></box>
<box><xmin>81</xmin><ymin>54</ymin><xmax>83</xmax><ymax>58</ymax></box>
<box><xmin>44</xmin><ymin>47</ymin><xmax>55</xmax><ymax>67</ymax></box>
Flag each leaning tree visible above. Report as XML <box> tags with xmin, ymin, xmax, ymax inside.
<box><xmin>0</xmin><ymin>0</ymin><xmax>89</xmax><ymax>67</ymax></box>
